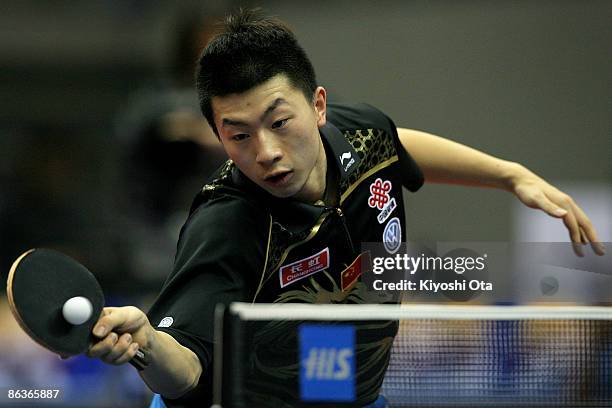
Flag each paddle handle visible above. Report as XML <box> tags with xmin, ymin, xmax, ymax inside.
<box><xmin>130</xmin><ymin>349</ymin><xmax>149</xmax><ymax>371</ymax></box>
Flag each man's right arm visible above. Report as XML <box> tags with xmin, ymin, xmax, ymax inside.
<box><xmin>87</xmin><ymin>306</ymin><xmax>202</xmax><ymax>399</ymax></box>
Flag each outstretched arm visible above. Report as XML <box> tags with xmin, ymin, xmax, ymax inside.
<box><xmin>397</xmin><ymin>127</ymin><xmax>604</xmax><ymax>256</ymax></box>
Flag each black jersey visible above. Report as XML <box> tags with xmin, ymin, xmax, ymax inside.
<box><xmin>147</xmin><ymin>102</ymin><xmax>424</xmax><ymax>407</ymax></box>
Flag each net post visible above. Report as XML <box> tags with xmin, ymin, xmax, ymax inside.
<box><xmin>212</xmin><ymin>303</ymin><xmax>225</xmax><ymax>407</ymax></box>
<box><xmin>213</xmin><ymin>302</ymin><xmax>246</xmax><ymax>408</ymax></box>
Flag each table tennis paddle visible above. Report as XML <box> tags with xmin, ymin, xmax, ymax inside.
<box><xmin>6</xmin><ymin>248</ymin><xmax>148</xmax><ymax>370</ymax></box>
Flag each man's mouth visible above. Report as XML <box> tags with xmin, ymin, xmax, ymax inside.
<box><xmin>264</xmin><ymin>170</ymin><xmax>293</xmax><ymax>186</ymax></box>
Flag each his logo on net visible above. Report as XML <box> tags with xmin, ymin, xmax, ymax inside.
<box><xmin>299</xmin><ymin>324</ymin><xmax>355</xmax><ymax>401</ymax></box>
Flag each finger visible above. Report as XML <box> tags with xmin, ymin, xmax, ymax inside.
<box><xmin>112</xmin><ymin>342</ymin><xmax>140</xmax><ymax>366</ymax></box>
<box><xmin>88</xmin><ymin>332</ymin><xmax>119</xmax><ymax>358</ymax></box>
<box><xmin>571</xmin><ymin>241</ymin><xmax>584</xmax><ymax>258</ymax></box>
<box><xmin>580</xmin><ymin>228</ymin><xmax>588</xmax><ymax>245</ymax></box>
<box><xmin>562</xmin><ymin>211</ymin><xmax>584</xmax><ymax>257</ymax></box>
<box><xmin>92</xmin><ymin>307</ymin><xmax>122</xmax><ymax>339</ymax></box>
<box><xmin>590</xmin><ymin>241</ymin><xmax>606</xmax><ymax>256</ymax></box>
<box><xmin>103</xmin><ymin>333</ymin><xmax>133</xmax><ymax>363</ymax></box>
<box><xmin>579</xmin><ymin>226</ymin><xmax>606</xmax><ymax>256</ymax></box>
<box><xmin>572</xmin><ymin>205</ymin><xmax>605</xmax><ymax>255</ymax></box>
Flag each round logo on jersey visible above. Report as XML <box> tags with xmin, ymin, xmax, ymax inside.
<box><xmin>158</xmin><ymin>316</ymin><xmax>174</xmax><ymax>328</ymax></box>
<box><xmin>383</xmin><ymin>217</ymin><xmax>401</xmax><ymax>254</ymax></box>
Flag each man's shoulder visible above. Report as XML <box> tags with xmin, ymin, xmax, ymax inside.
<box><xmin>189</xmin><ymin>161</ymin><xmax>263</xmax><ymax>213</ymax></box>
<box><xmin>178</xmin><ymin>188</ymin><xmax>269</xmax><ymax>251</ymax></box>
<box><xmin>182</xmin><ymin>163</ymin><xmax>269</xmax><ymax>237</ymax></box>
<box><xmin>326</xmin><ymin>102</ymin><xmax>395</xmax><ymax>133</ymax></box>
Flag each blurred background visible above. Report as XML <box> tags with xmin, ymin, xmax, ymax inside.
<box><xmin>0</xmin><ymin>1</ymin><xmax>610</xmax><ymax>406</ymax></box>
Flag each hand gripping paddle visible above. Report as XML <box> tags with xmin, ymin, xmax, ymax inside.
<box><xmin>6</xmin><ymin>248</ymin><xmax>148</xmax><ymax>370</ymax></box>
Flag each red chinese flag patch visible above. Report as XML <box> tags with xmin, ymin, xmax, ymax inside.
<box><xmin>341</xmin><ymin>252</ymin><xmax>371</xmax><ymax>291</ymax></box>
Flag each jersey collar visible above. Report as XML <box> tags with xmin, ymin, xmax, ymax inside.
<box><xmin>319</xmin><ymin>122</ymin><xmax>361</xmax><ymax>182</ymax></box>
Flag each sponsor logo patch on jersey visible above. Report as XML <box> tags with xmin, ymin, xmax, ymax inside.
<box><xmin>279</xmin><ymin>248</ymin><xmax>330</xmax><ymax>288</ymax></box>
<box><xmin>368</xmin><ymin>178</ymin><xmax>392</xmax><ymax>210</ymax></box>
<box><xmin>339</xmin><ymin>151</ymin><xmax>356</xmax><ymax>172</ymax></box>
<box><xmin>299</xmin><ymin>324</ymin><xmax>355</xmax><ymax>401</ymax></box>
<box><xmin>383</xmin><ymin>217</ymin><xmax>402</xmax><ymax>254</ymax></box>
<box><xmin>158</xmin><ymin>316</ymin><xmax>174</xmax><ymax>328</ymax></box>
<box><xmin>377</xmin><ymin>197</ymin><xmax>397</xmax><ymax>224</ymax></box>
<box><xmin>341</xmin><ymin>252</ymin><xmax>371</xmax><ymax>291</ymax></box>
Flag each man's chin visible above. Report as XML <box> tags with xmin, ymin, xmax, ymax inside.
<box><xmin>262</xmin><ymin>181</ymin><xmax>305</xmax><ymax>200</ymax></box>
<box><xmin>265</xmin><ymin>187</ymin><xmax>299</xmax><ymax>199</ymax></box>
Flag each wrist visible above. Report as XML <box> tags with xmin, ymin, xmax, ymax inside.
<box><xmin>142</xmin><ymin>323</ymin><xmax>157</xmax><ymax>353</ymax></box>
<box><xmin>500</xmin><ymin>161</ymin><xmax>530</xmax><ymax>192</ymax></box>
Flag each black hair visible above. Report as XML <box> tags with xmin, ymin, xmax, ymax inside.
<box><xmin>196</xmin><ymin>8</ymin><xmax>317</xmax><ymax>135</ymax></box>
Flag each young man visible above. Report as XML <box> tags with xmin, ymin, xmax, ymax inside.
<box><xmin>87</xmin><ymin>9</ymin><xmax>603</xmax><ymax>408</ymax></box>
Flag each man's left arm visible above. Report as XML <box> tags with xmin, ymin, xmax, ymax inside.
<box><xmin>397</xmin><ymin>127</ymin><xmax>605</xmax><ymax>256</ymax></box>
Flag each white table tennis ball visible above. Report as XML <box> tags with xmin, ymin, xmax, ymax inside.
<box><xmin>62</xmin><ymin>296</ymin><xmax>93</xmax><ymax>325</ymax></box>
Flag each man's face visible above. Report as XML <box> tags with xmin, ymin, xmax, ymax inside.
<box><xmin>212</xmin><ymin>74</ymin><xmax>327</xmax><ymax>202</ymax></box>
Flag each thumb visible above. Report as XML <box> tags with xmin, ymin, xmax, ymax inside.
<box><xmin>536</xmin><ymin>196</ymin><xmax>567</xmax><ymax>218</ymax></box>
<box><xmin>93</xmin><ymin>306</ymin><xmax>144</xmax><ymax>338</ymax></box>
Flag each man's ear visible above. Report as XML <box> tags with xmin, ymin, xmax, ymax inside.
<box><xmin>313</xmin><ymin>86</ymin><xmax>327</xmax><ymax>127</ymax></box>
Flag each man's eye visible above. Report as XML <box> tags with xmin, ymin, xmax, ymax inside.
<box><xmin>272</xmin><ymin>118</ymin><xmax>289</xmax><ymax>129</ymax></box>
<box><xmin>232</xmin><ymin>134</ymin><xmax>249</xmax><ymax>141</ymax></box>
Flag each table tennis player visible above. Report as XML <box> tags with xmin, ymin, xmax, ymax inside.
<box><xmin>85</xmin><ymin>8</ymin><xmax>604</xmax><ymax>408</ymax></box>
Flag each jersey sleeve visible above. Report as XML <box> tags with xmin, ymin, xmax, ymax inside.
<box><xmin>327</xmin><ymin>102</ymin><xmax>424</xmax><ymax>192</ymax></box>
<box><xmin>147</xmin><ymin>194</ymin><xmax>269</xmax><ymax>371</ymax></box>
<box><xmin>360</xmin><ymin>103</ymin><xmax>424</xmax><ymax>192</ymax></box>
<box><xmin>393</xmin><ymin>126</ymin><xmax>424</xmax><ymax>192</ymax></box>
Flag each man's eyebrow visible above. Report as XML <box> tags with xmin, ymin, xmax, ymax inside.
<box><xmin>221</xmin><ymin>117</ymin><xmax>248</xmax><ymax>127</ymax></box>
<box><xmin>262</xmin><ymin>97</ymin><xmax>287</xmax><ymax>118</ymax></box>
<box><xmin>221</xmin><ymin>98</ymin><xmax>288</xmax><ymax>128</ymax></box>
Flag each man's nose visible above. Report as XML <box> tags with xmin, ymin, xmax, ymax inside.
<box><xmin>255</xmin><ymin>131</ymin><xmax>283</xmax><ymax>166</ymax></box>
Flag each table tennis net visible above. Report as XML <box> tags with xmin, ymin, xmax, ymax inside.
<box><xmin>215</xmin><ymin>304</ymin><xmax>612</xmax><ymax>407</ymax></box>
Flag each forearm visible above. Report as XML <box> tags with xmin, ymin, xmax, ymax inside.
<box><xmin>139</xmin><ymin>329</ymin><xmax>203</xmax><ymax>399</ymax></box>
<box><xmin>397</xmin><ymin>127</ymin><xmax>528</xmax><ymax>191</ymax></box>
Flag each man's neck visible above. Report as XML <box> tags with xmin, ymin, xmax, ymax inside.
<box><xmin>294</xmin><ymin>138</ymin><xmax>328</xmax><ymax>204</ymax></box>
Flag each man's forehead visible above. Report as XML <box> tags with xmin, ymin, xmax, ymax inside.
<box><xmin>212</xmin><ymin>76</ymin><xmax>302</xmax><ymax>121</ymax></box>
<box><xmin>220</xmin><ymin>98</ymin><xmax>289</xmax><ymax>128</ymax></box>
